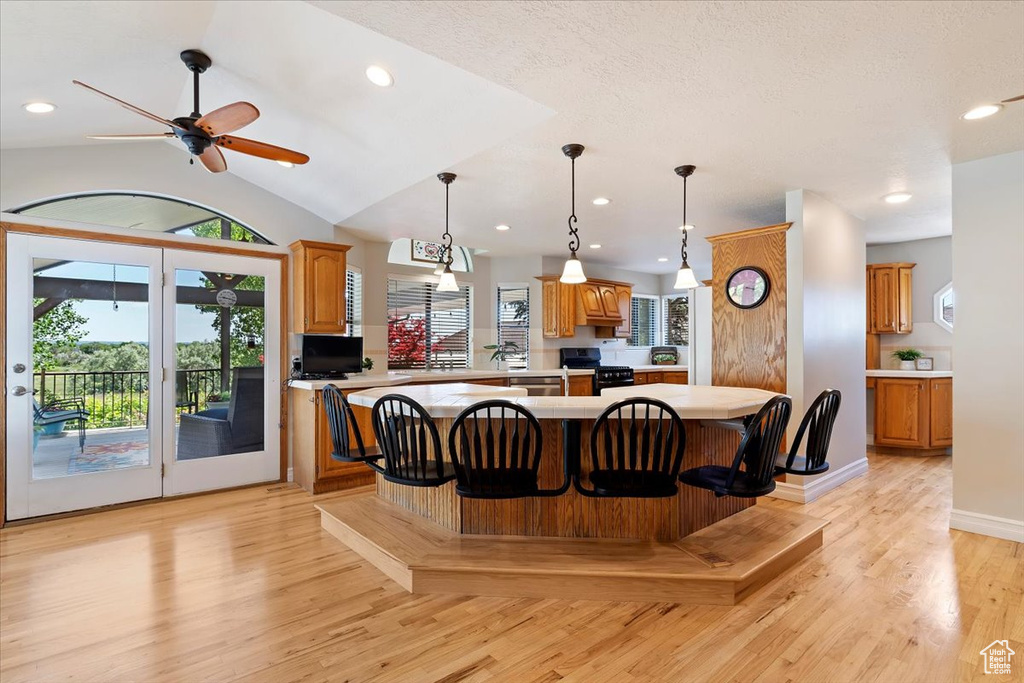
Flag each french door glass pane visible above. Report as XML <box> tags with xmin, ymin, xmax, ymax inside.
<box><xmin>174</xmin><ymin>268</ymin><xmax>266</xmax><ymax>460</ymax></box>
<box><xmin>31</xmin><ymin>259</ymin><xmax>151</xmax><ymax>479</ymax></box>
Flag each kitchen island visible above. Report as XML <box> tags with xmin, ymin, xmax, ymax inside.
<box><xmin>318</xmin><ymin>382</ymin><xmax>828</xmax><ymax>604</ymax></box>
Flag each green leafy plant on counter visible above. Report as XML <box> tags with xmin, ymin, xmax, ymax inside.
<box><xmin>361</xmin><ymin>357</ymin><xmax>374</xmax><ymax>371</ymax></box>
<box><xmin>652</xmin><ymin>353</ymin><xmax>676</xmax><ymax>363</ymax></box>
<box><xmin>891</xmin><ymin>348</ymin><xmax>923</xmax><ymax>361</ymax></box>
<box><xmin>483</xmin><ymin>340</ymin><xmax>521</xmax><ymax>362</ymax></box>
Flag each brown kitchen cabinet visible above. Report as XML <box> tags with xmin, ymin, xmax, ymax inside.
<box><xmin>291</xmin><ymin>387</ymin><xmax>375</xmax><ymax>494</ymax></box>
<box><xmin>561</xmin><ymin>375</ymin><xmax>593</xmax><ymax>396</ymax></box>
<box><xmin>873</xmin><ymin>377</ymin><xmax>952</xmax><ymax>452</ymax></box>
<box><xmin>867</xmin><ymin>263</ymin><xmax>914</xmax><ymax>334</ymax></box>
<box><xmin>290</xmin><ymin>240</ymin><xmax>351</xmax><ymax>334</ymax></box>
<box><xmin>539</xmin><ymin>277</ymin><xmax>576</xmax><ymax>338</ymax></box>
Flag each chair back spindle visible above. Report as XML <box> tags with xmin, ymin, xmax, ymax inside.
<box><xmin>370</xmin><ymin>395</ymin><xmax>453</xmax><ymax>486</ymax></box>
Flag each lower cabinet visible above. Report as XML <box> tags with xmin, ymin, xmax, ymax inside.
<box><xmin>562</xmin><ymin>375</ymin><xmax>593</xmax><ymax>396</ymax></box>
<box><xmin>873</xmin><ymin>377</ymin><xmax>952</xmax><ymax>450</ymax></box>
<box><xmin>634</xmin><ymin>370</ymin><xmax>688</xmax><ymax>386</ymax></box>
<box><xmin>291</xmin><ymin>388</ymin><xmax>376</xmax><ymax>494</ymax></box>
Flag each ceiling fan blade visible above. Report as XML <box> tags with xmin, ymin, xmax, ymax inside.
<box><xmin>86</xmin><ymin>133</ymin><xmax>176</xmax><ymax>140</ymax></box>
<box><xmin>199</xmin><ymin>145</ymin><xmax>227</xmax><ymax>174</ymax></box>
<box><xmin>1001</xmin><ymin>94</ymin><xmax>1024</xmax><ymax>103</ymax></box>
<box><xmin>196</xmin><ymin>102</ymin><xmax>260</xmax><ymax>136</ymax></box>
<box><xmin>216</xmin><ymin>135</ymin><xmax>310</xmax><ymax>165</ymax></box>
<box><xmin>73</xmin><ymin>80</ymin><xmax>186</xmax><ymax>132</ymax></box>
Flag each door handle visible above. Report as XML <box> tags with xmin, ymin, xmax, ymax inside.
<box><xmin>11</xmin><ymin>386</ymin><xmax>28</xmax><ymax>396</ymax></box>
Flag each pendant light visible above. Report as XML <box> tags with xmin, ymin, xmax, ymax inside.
<box><xmin>432</xmin><ymin>246</ymin><xmax>447</xmax><ymax>275</ymax></box>
<box><xmin>436</xmin><ymin>172</ymin><xmax>459</xmax><ymax>292</ymax></box>
<box><xmin>673</xmin><ymin>164</ymin><xmax>700</xmax><ymax>290</ymax></box>
<box><xmin>559</xmin><ymin>143</ymin><xmax>587</xmax><ymax>284</ymax></box>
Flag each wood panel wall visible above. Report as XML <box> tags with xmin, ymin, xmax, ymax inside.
<box><xmin>707</xmin><ymin>223</ymin><xmax>790</xmax><ymax>393</ymax></box>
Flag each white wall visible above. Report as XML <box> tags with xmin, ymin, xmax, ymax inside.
<box><xmin>0</xmin><ymin>143</ymin><xmax>337</xmax><ymax>246</ymax></box>
<box><xmin>950</xmin><ymin>150</ymin><xmax>1024</xmax><ymax>542</ymax></box>
<box><xmin>867</xmin><ymin>236</ymin><xmax>952</xmax><ymax>370</ymax></box>
<box><xmin>780</xmin><ymin>190</ymin><xmax>868</xmax><ymax>502</ymax></box>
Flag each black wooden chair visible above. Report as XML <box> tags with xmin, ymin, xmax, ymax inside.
<box><xmin>574</xmin><ymin>398</ymin><xmax>686</xmax><ymax>498</ymax></box>
<box><xmin>776</xmin><ymin>389</ymin><xmax>841</xmax><ymax>476</ymax></box>
<box><xmin>448</xmin><ymin>400</ymin><xmax>568</xmax><ymax>499</ymax></box>
<box><xmin>679</xmin><ymin>395</ymin><xmax>792</xmax><ymax>498</ymax></box>
<box><xmin>322</xmin><ymin>384</ymin><xmax>380</xmax><ymax>464</ymax></box>
<box><xmin>368</xmin><ymin>394</ymin><xmax>455</xmax><ymax>486</ymax></box>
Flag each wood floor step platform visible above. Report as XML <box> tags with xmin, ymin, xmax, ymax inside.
<box><xmin>317</xmin><ymin>493</ymin><xmax>828</xmax><ymax>604</ymax></box>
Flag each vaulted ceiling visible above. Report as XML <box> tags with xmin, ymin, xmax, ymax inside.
<box><xmin>3</xmin><ymin>1</ymin><xmax>1022</xmax><ymax>273</ymax></box>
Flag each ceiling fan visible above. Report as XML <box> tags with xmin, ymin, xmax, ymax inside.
<box><xmin>74</xmin><ymin>49</ymin><xmax>310</xmax><ymax>173</ymax></box>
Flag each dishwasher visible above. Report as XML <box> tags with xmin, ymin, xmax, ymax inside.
<box><xmin>508</xmin><ymin>376</ymin><xmax>563</xmax><ymax>396</ymax></box>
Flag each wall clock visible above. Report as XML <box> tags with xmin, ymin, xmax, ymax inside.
<box><xmin>725</xmin><ymin>266</ymin><xmax>770</xmax><ymax>309</ymax></box>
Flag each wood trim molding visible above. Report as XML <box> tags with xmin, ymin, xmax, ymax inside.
<box><xmin>704</xmin><ymin>222</ymin><xmax>792</xmax><ymax>244</ymax></box>
<box><xmin>288</xmin><ymin>239</ymin><xmax>351</xmax><ymax>253</ymax></box>
<box><xmin>1</xmin><ymin>226</ymin><xmax>6</xmax><ymax>528</ymax></box>
<box><xmin>0</xmin><ymin>221</ymin><xmax>289</xmax><ymax>260</ymax></box>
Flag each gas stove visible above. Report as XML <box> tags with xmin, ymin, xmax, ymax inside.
<box><xmin>559</xmin><ymin>348</ymin><xmax>635</xmax><ymax>395</ymax></box>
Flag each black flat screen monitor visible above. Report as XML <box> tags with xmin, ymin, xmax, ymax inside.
<box><xmin>301</xmin><ymin>335</ymin><xmax>362</xmax><ymax>376</ymax></box>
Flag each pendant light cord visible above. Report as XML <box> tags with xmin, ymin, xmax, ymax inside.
<box><xmin>443</xmin><ymin>180</ymin><xmax>453</xmax><ymax>266</ymax></box>
<box><xmin>680</xmin><ymin>174</ymin><xmax>688</xmax><ymax>263</ymax></box>
<box><xmin>567</xmin><ymin>156</ymin><xmax>579</xmax><ymax>255</ymax></box>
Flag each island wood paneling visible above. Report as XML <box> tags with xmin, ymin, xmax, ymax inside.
<box><xmin>375</xmin><ymin>419</ymin><xmax>747</xmax><ymax>541</ymax></box>
<box><xmin>707</xmin><ymin>223</ymin><xmax>790</xmax><ymax>393</ymax></box>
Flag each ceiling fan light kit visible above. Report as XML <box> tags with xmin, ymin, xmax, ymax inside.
<box><xmin>75</xmin><ymin>49</ymin><xmax>309</xmax><ymax>173</ymax></box>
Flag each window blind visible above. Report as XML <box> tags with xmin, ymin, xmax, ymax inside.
<box><xmin>662</xmin><ymin>295</ymin><xmax>689</xmax><ymax>346</ymax></box>
<box><xmin>387</xmin><ymin>277</ymin><xmax>471</xmax><ymax>369</ymax></box>
<box><xmin>496</xmin><ymin>285</ymin><xmax>530</xmax><ymax>369</ymax></box>
<box><xmin>629</xmin><ymin>296</ymin><xmax>658</xmax><ymax>346</ymax></box>
<box><xmin>345</xmin><ymin>267</ymin><xmax>363</xmax><ymax>337</ymax></box>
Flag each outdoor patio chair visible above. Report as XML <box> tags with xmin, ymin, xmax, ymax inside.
<box><xmin>177</xmin><ymin>367</ymin><xmax>264</xmax><ymax>459</ymax></box>
<box><xmin>33</xmin><ymin>397</ymin><xmax>90</xmax><ymax>452</ymax></box>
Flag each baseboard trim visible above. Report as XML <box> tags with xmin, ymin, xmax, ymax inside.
<box><xmin>950</xmin><ymin>509</ymin><xmax>1024</xmax><ymax>543</ymax></box>
<box><xmin>768</xmin><ymin>457</ymin><xmax>869</xmax><ymax>504</ymax></box>
<box><xmin>287</xmin><ymin>467</ymin><xmax>294</xmax><ymax>483</ymax></box>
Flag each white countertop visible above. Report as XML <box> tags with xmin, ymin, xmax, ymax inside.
<box><xmin>866</xmin><ymin>370</ymin><xmax>953</xmax><ymax>379</ymax></box>
<box><xmin>288</xmin><ymin>365</ymin><xmax>687</xmax><ymax>390</ymax></box>
<box><xmin>346</xmin><ymin>382</ymin><xmax>778</xmax><ymax>420</ymax></box>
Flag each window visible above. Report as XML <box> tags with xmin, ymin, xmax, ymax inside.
<box><xmin>934</xmin><ymin>282</ymin><xmax>953</xmax><ymax>333</ymax></box>
<box><xmin>10</xmin><ymin>192</ymin><xmax>272</xmax><ymax>244</ymax></box>
<box><xmin>497</xmin><ymin>285</ymin><xmax>530</xmax><ymax>369</ymax></box>
<box><xmin>387</xmin><ymin>277</ymin><xmax>472</xmax><ymax>370</ymax></box>
<box><xmin>629</xmin><ymin>296</ymin><xmax>658</xmax><ymax>346</ymax></box>
<box><xmin>345</xmin><ymin>267</ymin><xmax>363</xmax><ymax>337</ymax></box>
<box><xmin>662</xmin><ymin>295</ymin><xmax>689</xmax><ymax>346</ymax></box>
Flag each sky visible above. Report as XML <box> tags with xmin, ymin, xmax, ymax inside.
<box><xmin>34</xmin><ymin>260</ymin><xmax>260</xmax><ymax>344</ymax></box>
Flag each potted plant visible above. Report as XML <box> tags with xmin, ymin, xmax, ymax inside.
<box><xmin>652</xmin><ymin>352</ymin><xmax>677</xmax><ymax>366</ymax></box>
<box><xmin>892</xmin><ymin>348</ymin><xmax>923</xmax><ymax>371</ymax></box>
<box><xmin>205</xmin><ymin>390</ymin><xmax>231</xmax><ymax>410</ymax></box>
<box><xmin>361</xmin><ymin>357</ymin><xmax>374</xmax><ymax>372</ymax></box>
<box><xmin>482</xmin><ymin>341</ymin><xmax>521</xmax><ymax>370</ymax></box>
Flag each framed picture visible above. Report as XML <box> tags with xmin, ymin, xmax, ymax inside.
<box><xmin>915</xmin><ymin>357</ymin><xmax>934</xmax><ymax>371</ymax></box>
<box><xmin>411</xmin><ymin>239</ymin><xmax>444</xmax><ymax>264</ymax></box>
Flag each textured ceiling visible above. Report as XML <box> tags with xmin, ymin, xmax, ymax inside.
<box><xmin>0</xmin><ymin>1</ymin><xmax>552</xmax><ymax>226</ymax></box>
<box><xmin>2</xmin><ymin>1</ymin><xmax>1022</xmax><ymax>275</ymax></box>
<box><xmin>314</xmin><ymin>0</ymin><xmax>1024</xmax><ymax>273</ymax></box>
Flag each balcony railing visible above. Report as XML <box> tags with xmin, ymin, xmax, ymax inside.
<box><xmin>34</xmin><ymin>368</ymin><xmax>222</xmax><ymax>430</ymax></box>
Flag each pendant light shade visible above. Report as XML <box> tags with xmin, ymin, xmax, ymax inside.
<box><xmin>673</xmin><ymin>165</ymin><xmax>700</xmax><ymax>290</ymax></box>
<box><xmin>560</xmin><ymin>254</ymin><xmax>587</xmax><ymax>284</ymax></box>
<box><xmin>437</xmin><ymin>265</ymin><xmax>459</xmax><ymax>292</ymax></box>
<box><xmin>435</xmin><ymin>172</ymin><xmax>459</xmax><ymax>292</ymax></box>
<box><xmin>559</xmin><ymin>143</ymin><xmax>587</xmax><ymax>284</ymax></box>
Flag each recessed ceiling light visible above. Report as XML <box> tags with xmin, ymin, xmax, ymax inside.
<box><xmin>960</xmin><ymin>104</ymin><xmax>1002</xmax><ymax>120</ymax></box>
<box><xmin>592</xmin><ymin>197</ymin><xmax>611</xmax><ymax>206</ymax></box>
<box><xmin>657</xmin><ymin>257</ymin><xmax>669</xmax><ymax>262</ymax></box>
<box><xmin>365</xmin><ymin>65</ymin><xmax>394</xmax><ymax>87</ymax></box>
<box><xmin>494</xmin><ymin>224</ymin><xmax>510</xmax><ymax>231</ymax></box>
<box><xmin>23</xmin><ymin>102</ymin><xmax>55</xmax><ymax>114</ymax></box>
<box><xmin>679</xmin><ymin>224</ymin><xmax>694</xmax><ymax>231</ymax></box>
<box><xmin>884</xmin><ymin>192</ymin><xmax>912</xmax><ymax>204</ymax></box>
<box><xmin>589</xmin><ymin>244</ymin><xmax>602</xmax><ymax>249</ymax></box>
<box><xmin>277</xmin><ymin>161</ymin><xmax>294</xmax><ymax>168</ymax></box>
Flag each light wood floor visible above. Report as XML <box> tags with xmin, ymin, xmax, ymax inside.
<box><xmin>1</xmin><ymin>454</ymin><xmax>1020</xmax><ymax>682</ymax></box>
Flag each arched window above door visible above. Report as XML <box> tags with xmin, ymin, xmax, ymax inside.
<box><xmin>9</xmin><ymin>191</ymin><xmax>273</xmax><ymax>245</ymax></box>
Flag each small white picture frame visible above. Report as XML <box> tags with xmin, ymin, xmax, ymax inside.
<box><xmin>915</xmin><ymin>357</ymin><xmax>934</xmax><ymax>371</ymax></box>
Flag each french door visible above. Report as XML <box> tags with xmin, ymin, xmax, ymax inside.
<box><xmin>5</xmin><ymin>234</ymin><xmax>281</xmax><ymax>519</ymax></box>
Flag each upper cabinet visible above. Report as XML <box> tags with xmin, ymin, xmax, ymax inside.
<box><xmin>537</xmin><ymin>276</ymin><xmax>632</xmax><ymax>338</ymax></box>
<box><xmin>867</xmin><ymin>262</ymin><xmax>914</xmax><ymax>334</ymax></box>
<box><xmin>290</xmin><ymin>240</ymin><xmax>351</xmax><ymax>334</ymax></box>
